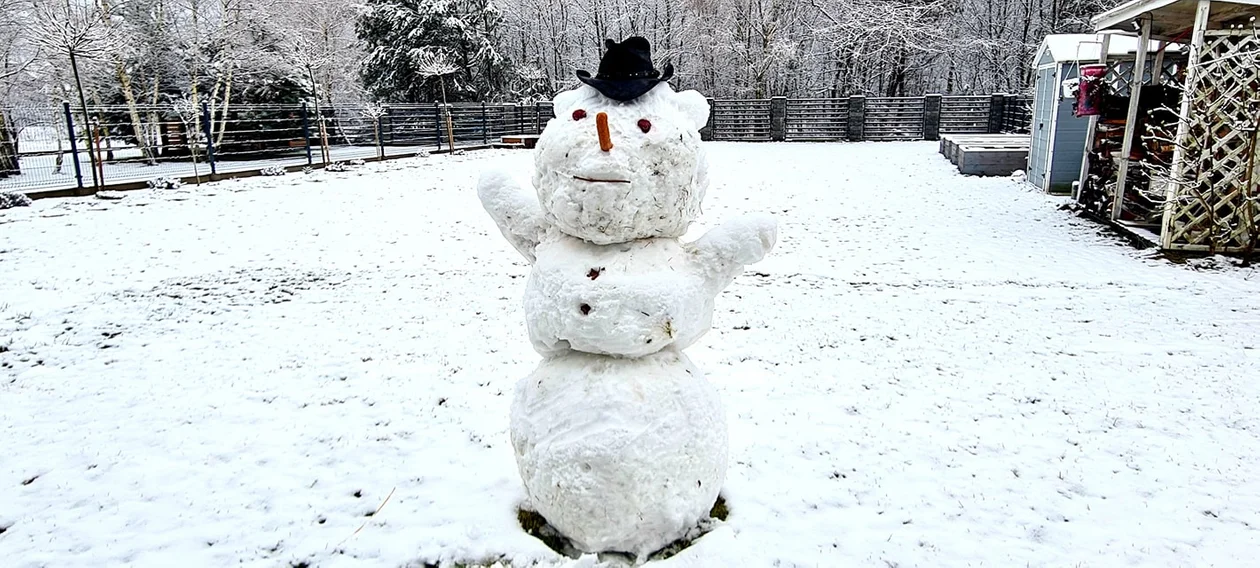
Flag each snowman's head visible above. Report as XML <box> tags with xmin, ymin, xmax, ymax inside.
<box><xmin>533</xmin><ymin>83</ymin><xmax>710</xmax><ymax>244</ymax></box>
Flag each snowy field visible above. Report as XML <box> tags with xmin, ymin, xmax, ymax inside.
<box><xmin>1</xmin><ymin>142</ymin><xmax>431</xmax><ymax>195</ymax></box>
<box><xmin>2</xmin><ymin>142</ymin><xmax>1259</xmax><ymax>567</ymax></box>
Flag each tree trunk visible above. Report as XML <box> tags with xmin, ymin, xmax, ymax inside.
<box><xmin>69</xmin><ymin>49</ymin><xmax>101</xmax><ymax>189</ymax></box>
<box><xmin>114</xmin><ymin>60</ymin><xmax>157</xmax><ymax>165</ymax></box>
<box><xmin>100</xmin><ymin>0</ymin><xmax>156</xmax><ymax>166</ymax></box>
<box><xmin>215</xmin><ymin>64</ymin><xmax>235</xmax><ymax>146</ymax></box>
<box><xmin>0</xmin><ymin>111</ymin><xmax>18</xmax><ymax>178</ymax></box>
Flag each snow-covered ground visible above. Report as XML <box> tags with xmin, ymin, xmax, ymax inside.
<box><xmin>2</xmin><ymin>142</ymin><xmax>1258</xmax><ymax>567</ymax></box>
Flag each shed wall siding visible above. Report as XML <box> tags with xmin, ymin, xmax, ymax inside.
<box><xmin>1049</xmin><ymin>98</ymin><xmax>1090</xmax><ymax>193</ymax></box>
<box><xmin>1028</xmin><ymin>65</ymin><xmax>1058</xmax><ymax>189</ymax></box>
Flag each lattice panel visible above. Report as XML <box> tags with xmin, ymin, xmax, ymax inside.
<box><xmin>1102</xmin><ymin>59</ymin><xmax>1182</xmax><ymax>96</ymax></box>
<box><xmin>1163</xmin><ymin>32</ymin><xmax>1260</xmax><ymax>252</ymax></box>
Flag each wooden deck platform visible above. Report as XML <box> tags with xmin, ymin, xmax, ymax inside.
<box><xmin>500</xmin><ymin>135</ymin><xmax>540</xmax><ymax>149</ymax></box>
<box><xmin>940</xmin><ymin>134</ymin><xmax>1030</xmax><ymax>176</ymax></box>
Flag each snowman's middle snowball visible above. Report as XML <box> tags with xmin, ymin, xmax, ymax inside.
<box><xmin>524</xmin><ymin>235</ymin><xmax>718</xmax><ymax>358</ymax></box>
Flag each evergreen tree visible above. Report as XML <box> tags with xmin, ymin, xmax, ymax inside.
<box><xmin>357</xmin><ymin>0</ymin><xmax>514</xmax><ymax>102</ymax></box>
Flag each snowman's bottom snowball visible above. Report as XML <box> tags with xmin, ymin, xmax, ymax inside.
<box><xmin>510</xmin><ymin>350</ymin><xmax>727</xmax><ymax>557</ymax></box>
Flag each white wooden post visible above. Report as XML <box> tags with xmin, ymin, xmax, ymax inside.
<box><xmin>1152</xmin><ymin>41</ymin><xmax>1167</xmax><ymax>85</ymax></box>
<box><xmin>1110</xmin><ymin>17</ymin><xmax>1152</xmax><ymax>221</ymax></box>
<box><xmin>1160</xmin><ymin>0</ymin><xmax>1213</xmax><ymax>248</ymax></box>
<box><xmin>1076</xmin><ymin>34</ymin><xmax>1112</xmax><ymax>202</ymax></box>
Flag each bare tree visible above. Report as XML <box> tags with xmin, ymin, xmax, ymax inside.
<box><xmin>413</xmin><ymin>48</ymin><xmax>459</xmax><ymax>151</ymax></box>
<box><xmin>29</xmin><ymin>0</ymin><xmax>127</xmax><ymax>188</ymax></box>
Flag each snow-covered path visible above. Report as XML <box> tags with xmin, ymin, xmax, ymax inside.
<box><xmin>2</xmin><ymin>142</ymin><xmax>1258</xmax><ymax>567</ymax></box>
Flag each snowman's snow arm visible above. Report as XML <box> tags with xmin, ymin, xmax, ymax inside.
<box><xmin>478</xmin><ymin>168</ymin><xmax>549</xmax><ymax>263</ymax></box>
<box><xmin>687</xmin><ymin>213</ymin><xmax>778</xmax><ymax>292</ymax></box>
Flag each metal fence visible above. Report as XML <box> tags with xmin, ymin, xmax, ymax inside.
<box><xmin>0</xmin><ymin>101</ymin><xmax>553</xmax><ymax>197</ymax></box>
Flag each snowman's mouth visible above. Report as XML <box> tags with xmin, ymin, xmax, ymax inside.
<box><xmin>572</xmin><ymin>175</ymin><xmax>630</xmax><ymax>184</ymax></box>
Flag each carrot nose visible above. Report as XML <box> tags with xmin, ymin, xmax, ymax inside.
<box><xmin>596</xmin><ymin>112</ymin><xmax>613</xmax><ymax>152</ymax></box>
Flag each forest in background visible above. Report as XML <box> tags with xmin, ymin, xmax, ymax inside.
<box><xmin>0</xmin><ymin>0</ymin><xmax>1123</xmax><ymax>112</ymax></box>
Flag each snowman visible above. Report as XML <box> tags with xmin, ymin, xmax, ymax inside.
<box><xmin>477</xmin><ymin>37</ymin><xmax>776</xmax><ymax>559</ymax></box>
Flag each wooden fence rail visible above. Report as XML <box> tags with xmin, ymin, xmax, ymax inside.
<box><xmin>700</xmin><ymin>94</ymin><xmax>1032</xmax><ymax>143</ymax></box>
<box><xmin>2</xmin><ymin>94</ymin><xmax>1028</xmax><ymax>196</ymax></box>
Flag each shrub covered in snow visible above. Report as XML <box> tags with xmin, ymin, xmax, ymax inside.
<box><xmin>324</xmin><ymin>162</ymin><xmax>351</xmax><ymax>172</ymax></box>
<box><xmin>147</xmin><ymin>177</ymin><xmax>183</xmax><ymax>190</ymax></box>
<box><xmin>260</xmin><ymin>166</ymin><xmax>288</xmax><ymax>176</ymax></box>
<box><xmin>349</xmin><ymin>159</ymin><xmax>366</xmax><ymax>166</ymax></box>
<box><xmin>1186</xmin><ymin>255</ymin><xmax>1245</xmax><ymax>271</ymax></box>
<box><xmin>0</xmin><ymin>191</ymin><xmax>32</xmax><ymax>209</ymax></box>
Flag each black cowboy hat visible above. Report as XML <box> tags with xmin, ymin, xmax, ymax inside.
<box><xmin>576</xmin><ymin>37</ymin><xmax>674</xmax><ymax>102</ymax></box>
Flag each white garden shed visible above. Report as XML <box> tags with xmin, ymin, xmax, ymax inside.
<box><xmin>1027</xmin><ymin>34</ymin><xmax>1178</xmax><ymax>194</ymax></box>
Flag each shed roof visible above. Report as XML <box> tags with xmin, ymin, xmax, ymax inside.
<box><xmin>1093</xmin><ymin>0</ymin><xmax>1260</xmax><ymax>39</ymax></box>
<box><xmin>1035</xmin><ymin>33</ymin><xmax>1181</xmax><ymax>64</ymax></box>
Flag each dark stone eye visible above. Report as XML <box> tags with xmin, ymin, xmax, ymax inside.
<box><xmin>573</xmin><ymin>109</ymin><xmax>587</xmax><ymax>121</ymax></box>
<box><xmin>638</xmin><ymin>119</ymin><xmax>651</xmax><ymax>133</ymax></box>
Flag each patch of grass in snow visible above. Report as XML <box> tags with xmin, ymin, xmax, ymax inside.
<box><xmin>516</xmin><ymin>508</ymin><xmax>574</xmax><ymax>558</ymax></box>
<box><xmin>513</xmin><ymin>495</ymin><xmax>730</xmax><ymax>562</ymax></box>
<box><xmin>709</xmin><ymin>495</ymin><xmax>729</xmax><ymax>521</ymax></box>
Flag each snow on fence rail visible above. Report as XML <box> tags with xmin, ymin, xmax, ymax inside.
<box><xmin>0</xmin><ymin>101</ymin><xmax>554</xmax><ymax>197</ymax></box>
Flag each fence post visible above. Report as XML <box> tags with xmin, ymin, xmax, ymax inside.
<box><xmin>770</xmin><ymin>96</ymin><xmax>787</xmax><ymax>141</ymax></box>
<box><xmin>89</xmin><ymin>118</ymin><xmax>105</xmax><ymax>189</ymax></box>
<box><xmin>504</xmin><ymin>103</ymin><xmax>518</xmax><ymax>135</ymax></box>
<box><xmin>62</xmin><ymin>101</ymin><xmax>84</xmax><ymax>192</ymax></box>
<box><xmin>700</xmin><ymin>98</ymin><xmax>715</xmax><ymax>141</ymax></box>
<box><xmin>847</xmin><ymin>95</ymin><xmax>866</xmax><ymax>142</ymax></box>
<box><xmin>300</xmin><ymin>103</ymin><xmax>313</xmax><ymax>166</ymax></box>
<box><xmin>988</xmin><ymin>93</ymin><xmax>1007</xmax><ymax>133</ymax></box>
<box><xmin>375</xmin><ymin>111</ymin><xmax>385</xmax><ymax>160</ymax></box>
<box><xmin>433</xmin><ymin>103</ymin><xmax>443</xmax><ymax>151</ymax></box>
<box><xmin>200</xmin><ymin>102</ymin><xmax>217</xmax><ymax>176</ymax></box>
<box><xmin>481</xmin><ymin>102</ymin><xmax>488</xmax><ymax>145</ymax></box>
<box><xmin>923</xmin><ymin>94</ymin><xmax>942</xmax><ymax>141</ymax></box>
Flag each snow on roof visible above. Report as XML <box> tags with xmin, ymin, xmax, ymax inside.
<box><xmin>1036</xmin><ymin>33</ymin><xmax>1182</xmax><ymax>64</ymax></box>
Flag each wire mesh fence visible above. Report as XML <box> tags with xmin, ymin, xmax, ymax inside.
<box><xmin>0</xmin><ymin>101</ymin><xmax>556</xmax><ymax>196</ymax></box>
